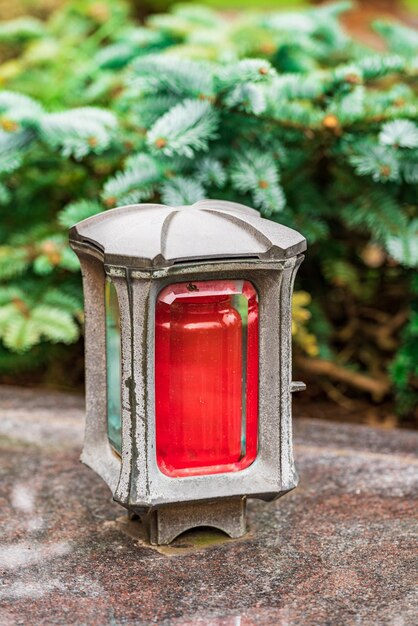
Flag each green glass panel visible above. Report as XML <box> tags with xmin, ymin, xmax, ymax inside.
<box><xmin>105</xmin><ymin>280</ymin><xmax>122</xmax><ymax>454</ymax></box>
<box><xmin>232</xmin><ymin>293</ymin><xmax>248</xmax><ymax>455</ymax></box>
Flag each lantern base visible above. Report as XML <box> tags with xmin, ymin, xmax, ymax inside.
<box><xmin>139</xmin><ymin>498</ymin><xmax>247</xmax><ymax>545</ymax></box>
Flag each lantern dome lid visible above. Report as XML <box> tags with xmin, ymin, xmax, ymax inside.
<box><xmin>69</xmin><ymin>199</ymin><xmax>306</xmax><ymax>268</ymax></box>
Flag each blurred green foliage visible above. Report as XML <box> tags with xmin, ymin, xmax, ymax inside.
<box><xmin>0</xmin><ymin>0</ymin><xmax>417</xmax><ymax>419</ymax></box>
<box><xmin>136</xmin><ymin>0</ymin><xmax>306</xmax><ymax>11</ymax></box>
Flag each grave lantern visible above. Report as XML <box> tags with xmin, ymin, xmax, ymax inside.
<box><xmin>69</xmin><ymin>200</ymin><xmax>306</xmax><ymax>545</ymax></box>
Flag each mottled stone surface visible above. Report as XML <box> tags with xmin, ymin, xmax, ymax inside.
<box><xmin>0</xmin><ymin>385</ymin><xmax>417</xmax><ymax>626</ymax></box>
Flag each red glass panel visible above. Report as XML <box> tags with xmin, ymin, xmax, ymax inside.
<box><xmin>155</xmin><ymin>280</ymin><xmax>258</xmax><ymax>477</ymax></box>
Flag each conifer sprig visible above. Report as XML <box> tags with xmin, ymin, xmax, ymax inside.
<box><xmin>147</xmin><ymin>98</ymin><xmax>219</xmax><ymax>158</ymax></box>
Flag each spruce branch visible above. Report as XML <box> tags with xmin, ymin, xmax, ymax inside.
<box><xmin>102</xmin><ymin>153</ymin><xmax>161</xmax><ymax>206</ymax></box>
<box><xmin>402</xmin><ymin>162</ymin><xmax>418</xmax><ymax>184</ymax></box>
<box><xmin>129</xmin><ymin>55</ymin><xmax>215</xmax><ymax>100</ymax></box>
<box><xmin>328</xmin><ymin>86</ymin><xmax>365</xmax><ymax>124</ymax></box>
<box><xmin>31</xmin><ymin>305</ymin><xmax>79</xmax><ymax>345</ymax></box>
<box><xmin>0</xmin><ymin>151</ymin><xmax>23</xmax><ymax>174</ymax></box>
<box><xmin>0</xmin><ymin>91</ymin><xmax>43</xmax><ymax>120</ymax></box>
<box><xmin>379</xmin><ymin>120</ymin><xmax>418</xmax><ymax>149</ymax></box>
<box><xmin>31</xmin><ymin>235</ymin><xmax>79</xmax><ymax>275</ymax></box>
<box><xmin>96</xmin><ymin>28</ymin><xmax>166</xmax><ymax>70</ymax></box>
<box><xmin>349</xmin><ymin>144</ymin><xmax>400</xmax><ymax>183</ymax></box>
<box><xmin>0</xmin><ymin>284</ymin><xmax>80</xmax><ymax>352</ymax></box>
<box><xmin>270</xmin><ymin>74</ymin><xmax>324</xmax><ymax>100</ymax></box>
<box><xmin>147</xmin><ymin>99</ymin><xmax>219</xmax><ymax>158</ymax></box>
<box><xmin>386</xmin><ymin>220</ymin><xmax>418</xmax><ymax>268</ymax></box>
<box><xmin>58</xmin><ymin>199</ymin><xmax>104</xmax><ymax>229</ymax></box>
<box><xmin>230</xmin><ymin>150</ymin><xmax>285</xmax><ymax>215</ymax></box>
<box><xmin>39</xmin><ymin>107</ymin><xmax>117</xmax><ymax>159</ymax></box>
<box><xmin>42</xmin><ymin>288</ymin><xmax>82</xmax><ymax>316</ymax></box>
<box><xmin>96</xmin><ymin>41</ymin><xmax>139</xmax><ymax>70</ymax></box>
<box><xmin>341</xmin><ymin>190</ymin><xmax>408</xmax><ymax>242</ymax></box>
<box><xmin>196</xmin><ymin>157</ymin><xmax>227</xmax><ymax>188</ymax></box>
<box><xmin>129</xmin><ymin>94</ymin><xmax>179</xmax><ymax>127</ymax></box>
<box><xmin>223</xmin><ymin>83</ymin><xmax>266</xmax><ymax>115</ymax></box>
<box><xmin>0</xmin><ymin>128</ymin><xmax>34</xmax><ymax>161</ymax></box>
<box><xmin>358</xmin><ymin>55</ymin><xmax>405</xmax><ymax>80</ymax></box>
<box><xmin>374</xmin><ymin>20</ymin><xmax>418</xmax><ymax>56</ymax></box>
<box><xmin>0</xmin><ymin>247</ymin><xmax>29</xmax><ymax>280</ymax></box>
<box><xmin>161</xmin><ymin>176</ymin><xmax>206</xmax><ymax>206</ymax></box>
<box><xmin>2</xmin><ymin>313</ymin><xmax>41</xmax><ymax>353</ymax></box>
<box><xmin>216</xmin><ymin>59</ymin><xmax>275</xmax><ymax>89</ymax></box>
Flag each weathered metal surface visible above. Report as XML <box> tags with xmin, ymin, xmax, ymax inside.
<box><xmin>145</xmin><ymin>498</ymin><xmax>247</xmax><ymax>545</ymax></box>
<box><xmin>69</xmin><ymin>200</ymin><xmax>307</xmax><ymax>268</ymax></box>
<box><xmin>1</xmin><ymin>386</ymin><xmax>417</xmax><ymax>625</ymax></box>
<box><xmin>118</xmin><ymin>260</ymin><xmax>302</xmax><ymax>510</ymax></box>
<box><xmin>77</xmin><ymin>251</ymin><xmax>120</xmax><ymax>492</ymax></box>
<box><xmin>69</xmin><ymin>201</ymin><xmax>305</xmax><ymax>540</ymax></box>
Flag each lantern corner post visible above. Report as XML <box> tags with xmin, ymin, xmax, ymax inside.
<box><xmin>120</xmin><ymin>273</ymin><xmax>155</xmax><ymax>509</ymax></box>
<box><xmin>72</xmin><ymin>247</ymin><xmax>121</xmax><ymax>493</ymax></box>
<box><xmin>278</xmin><ymin>254</ymin><xmax>305</xmax><ymax>495</ymax></box>
<box><xmin>105</xmin><ymin>268</ymin><xmax>137</xmax><ymax>507</ymax></box>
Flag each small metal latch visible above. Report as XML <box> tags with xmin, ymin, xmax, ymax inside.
<box><xmin>290</xmin><ymin>381</ymin><xmax>306</xmax><ymax>393</ymax></box>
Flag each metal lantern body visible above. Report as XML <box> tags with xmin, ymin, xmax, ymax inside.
<box><xmin>69</xmin><ymin>200</ymin><xmax>306</xmax><ymax>544</ymax></box>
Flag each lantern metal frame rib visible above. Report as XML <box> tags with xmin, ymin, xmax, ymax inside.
<box><xmin>70</xmin><ymin>200</ymin><xmax>306</xmax><ymax>544</ymax></box>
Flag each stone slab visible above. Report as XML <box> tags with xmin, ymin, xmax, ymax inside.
<box><xmin>0</xmin><ymin>386</ymin><xmax>417</xmax><ymax>625</ymax></box>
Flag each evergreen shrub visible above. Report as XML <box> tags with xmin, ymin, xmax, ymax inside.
<box><xmin>0</xmin><ymin>1</ymin><xmax>417</xmax><ymax>419</ymax></box>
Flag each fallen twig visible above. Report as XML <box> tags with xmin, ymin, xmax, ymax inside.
<box><xmin>295</xmin><ymin>356</ymin><xmax>391</xmax><ymax>402</ymax></box>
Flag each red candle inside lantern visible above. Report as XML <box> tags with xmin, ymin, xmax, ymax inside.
<box><xmin>155</xmin><ymin>280</ymin><xmax>258</xmax><ymax>477</ymax></box>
